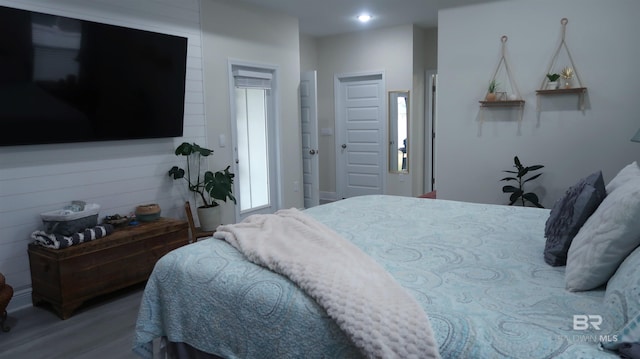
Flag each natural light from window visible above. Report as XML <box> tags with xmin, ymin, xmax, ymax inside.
<box><xmin>235</xmin><ymin>87</ymin><xmax>270</xmax><ymax>212</ymax></box>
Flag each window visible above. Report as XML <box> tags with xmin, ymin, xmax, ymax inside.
<box><xmin>231</xmin><ymin>66</ymin><xmax>278</xmax><ymax>219</ymax></box>
<box><xmin>235</xmin><ymin>87</ymin><xmax>270</xmax><ymax>211</ymax></box>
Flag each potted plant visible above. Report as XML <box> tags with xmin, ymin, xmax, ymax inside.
<box><xmin>546</xmin><ymin>73</ymin><xmax>560</xmax><ymax>90</ymax></box>
<box><xmin>500</xmin><ymin>156</ymin><xmax>544</xmax><ymax>208</ymax></box>
<box><xmin>486</xmin><ymin>80</ymin><xmax>499</xmax><ymax>101</ymax></box>
<box><xmin>168</xmin><ymin>142</ymin><xmax>236</xmax><ymax>230</ymax></box>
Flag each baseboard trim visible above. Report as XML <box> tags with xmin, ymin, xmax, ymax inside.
<box><xmin>7</xmin><ymin>287</ymin><xmax>32</xmax><ymax>314</ymax></box>
<box><xmin>319</xmin><ymin>191</ymin><xmax>337</xmax><ymax>204</ymax></box>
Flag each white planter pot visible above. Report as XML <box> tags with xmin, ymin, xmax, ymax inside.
<box><xmin>197</xmin><ymin>205</ymin><xmax>221</xmax><ymax>231</ymax></box>
<box><xmin>546</xmin><ymin>81</ymin><xmax>558</xmax><ymax>90</ymax></box>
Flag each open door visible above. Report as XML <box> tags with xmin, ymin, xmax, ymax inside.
<box><xmin>301</xmin><ymin>71</ymin><xmax>319</xmax><ymax>208</ymax></box>
<box><xmin>425</xmin><ymin>70</ymin><xmax>437</xmax><ymax>192</ymax></box>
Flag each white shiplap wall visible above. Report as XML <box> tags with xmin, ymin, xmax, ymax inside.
<box><xmin>0</xmin><ymin>0</ymin><xmax>206</xmax><ymax>311</ymax></box>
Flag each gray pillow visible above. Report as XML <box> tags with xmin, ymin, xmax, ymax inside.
<box><xmin>543</xmin><ymin>171</ymin><xmax>606</xmax><ymax>266</ymax></box>
<box><xmin>565</xmin><ymin>177</ymin><xmax>640</xmax><ymax>291</ymax></box>
<box><xmin>606</xmin><ymin>161</ymin><xmax>640</xmax><ymax>194</ymax></box>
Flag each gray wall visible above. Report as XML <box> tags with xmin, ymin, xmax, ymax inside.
<box><xmin>300</xmin><ymin>34</ymin><xmax>318</xmax><ymax>72</ymax></box>
<box><xmin>436</xmin><ymin>0</ymin><xmax>640</xmax><ymax>207</ymax></box>
<box><xmin>200</xmin><ymin>0</ymin><xmax>303</xmax><ymax>223</ymax></box>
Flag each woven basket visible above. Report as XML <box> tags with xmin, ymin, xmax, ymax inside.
<box><xmin>135</xmin><ymin>204</ymin><xmax>161</xmax><ymax>222</ymax></box>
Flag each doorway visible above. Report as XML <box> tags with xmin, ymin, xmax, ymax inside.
<box><xmin>229</xmin><ymin>62</ymin><xmax>280</xmax><ymax>221</ymax></box>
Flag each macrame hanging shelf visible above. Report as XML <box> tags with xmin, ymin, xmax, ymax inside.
<box><xmin>479</xmin><ymin>35</ymin><xmax>525</xmax><ymax>122</ymax></box>
<box><xmin>536</xmin><ymin>18</ymin><xmax>587</xmax><ymax>111</ymax></box>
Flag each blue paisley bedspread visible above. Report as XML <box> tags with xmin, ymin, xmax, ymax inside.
<box><xmin>133</xmin><ymin>195</ymin><xmax>620</xmax><ymax>358</ymax></box>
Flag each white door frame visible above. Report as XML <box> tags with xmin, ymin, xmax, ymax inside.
<box><xmin>334</xmin><ymin>70</ymin><xmax>386</xmax><ymax>199</ymax></box>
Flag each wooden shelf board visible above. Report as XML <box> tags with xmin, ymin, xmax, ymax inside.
<box><xmin>536</xmin><ymin>87</ymin><xmax>587</xmax><ymax>95</ymax></box>
<box><xmin>479</xmin><ymin>100</ymin><xmax>525</xmax><ymax>107</ymax></box>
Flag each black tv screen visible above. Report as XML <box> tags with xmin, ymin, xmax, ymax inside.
<box><xmin>0</xmin><ymin>5</ymin><xmax>187</xmax><ymax>146</ymax></box>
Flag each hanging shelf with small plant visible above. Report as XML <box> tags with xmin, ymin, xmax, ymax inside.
<box><xmin>536</xmin><ymin>18</ymin><xmax>587</xmax><ymax>111</ymax></box>
<box><xmin>479</xmin><ymin>35</ymin><xmax>525</xmax><ymax>121</ymax></box>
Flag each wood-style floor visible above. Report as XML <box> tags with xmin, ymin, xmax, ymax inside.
<box><xmin>1</xmin><ymin>284</ymin><xmax>145</xmax><ymax>359</ymax></box>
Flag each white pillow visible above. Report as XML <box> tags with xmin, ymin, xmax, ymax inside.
<box><xmin>565</xmin><ymin>177</ymin><xmax>640</xmax><ymax>291</ymax></box>
<box><xmin>606</xmin><ymin>161</ymin><xmax>640</xmax><ymax>194</ymax></box>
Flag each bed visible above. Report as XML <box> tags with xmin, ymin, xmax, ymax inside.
<box><xmin>133</xmin><ymin>174</ymin><xmax>640</xmax><ymax>359</ymax></box>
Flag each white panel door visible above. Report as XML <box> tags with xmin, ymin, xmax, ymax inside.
<box><xmin>335</xmin><ymin>74</ymin><xmax>385</xmax><ymax>199</ymax></box>
<box><xmin>300</xmin><ymin>71</ymin><xmax>319</xmax><ymax>208</ymax></box>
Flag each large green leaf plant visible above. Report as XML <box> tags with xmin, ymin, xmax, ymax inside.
<box><xmin>168</xmin><ymin>142</ymin><xmax>236</xmax><ymax>208</ymax></box>
<box><xmin>500</xmin><ymin>156</ymin><xmax>544</xmax><ymax>208</ymax></box>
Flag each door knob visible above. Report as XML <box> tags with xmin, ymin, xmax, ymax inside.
<box><xmin>341</xmin><ymin>144</ymin><xmax>347</xmax><ymax>149</ymax></box>
<box><xmin>309</xmin><ymin>149</ymin><xmax>316</xmax><ymax>155</ymax></box>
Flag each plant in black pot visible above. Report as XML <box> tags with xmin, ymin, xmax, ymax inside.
<box><xmin>545</xmin><ymin>73</ymin><xmax>560</xmax><ymax>90</ymax></box>
<box><xmin>168</xmin><ymin>142</ymin><xmax>236</xmax><ymax>230</ymax></box>
<box><xmin>500</xmin><ymin>156</ymin><xmax>544</xmax><ymax>208</ymax></box>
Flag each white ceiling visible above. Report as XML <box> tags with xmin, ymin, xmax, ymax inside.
<box><xmin>232</xmin><ymin>0</ymin><xmax>504</xmax><ymax>37</ymax></box>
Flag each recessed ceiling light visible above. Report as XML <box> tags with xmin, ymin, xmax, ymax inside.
<box><xmin>357</xmin><ymin>14</ymin><xmax>372</xmax><ymax>23</ymax></box>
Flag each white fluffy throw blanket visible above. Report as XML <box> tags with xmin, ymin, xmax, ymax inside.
<box><xmin>214</xmin><ymin>208</ymin><xmax>440</xmax><ymax>359</ymax></box>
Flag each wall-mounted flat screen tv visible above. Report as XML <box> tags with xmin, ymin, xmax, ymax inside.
<box><xmin>0</xmin><ymin>5</ymin><xmax>187</xmax><ymax>146</ymax></box>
